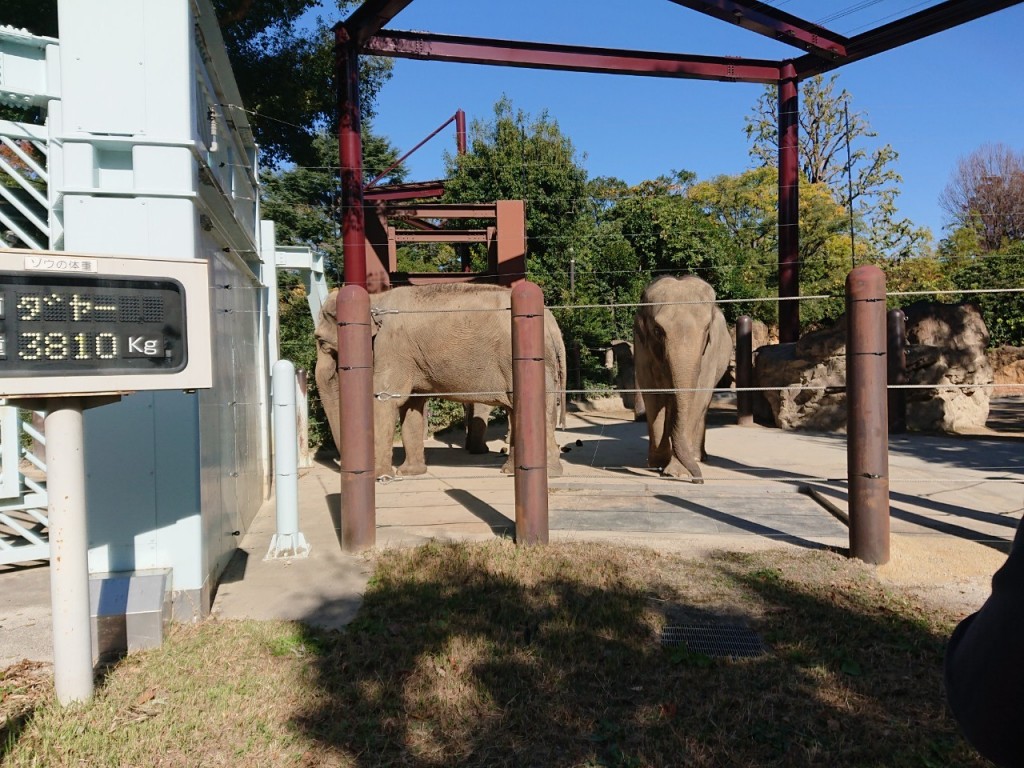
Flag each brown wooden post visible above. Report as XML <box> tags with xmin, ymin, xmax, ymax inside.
<box><xmin>846</xmin><ymin>265</ymin><xmax>890</xmax><ymax>565</ymax></box>
<box><xmin>337</xmin><ymin>285</ymin><xmax>375</xmax><ymax>551</ymax></box>
<box><xmin>887</xmin><ymin>308</ymin><xmax>907</xmax><ymax>434</ymax></box>
<box><xmin>511</xmin><ymin>281</ymin><xmax>549</xmax><ymax>545</ymax></box>
<box><xmin>736</xmin><ymin>315</ymin><xmax>754</xmax><ymax>426</ymax></box>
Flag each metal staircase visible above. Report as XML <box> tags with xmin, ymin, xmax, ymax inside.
<box><xmin>0</xmin><ymin>24</ymin><xmax>55</xmax><ymax>563</ymax></box>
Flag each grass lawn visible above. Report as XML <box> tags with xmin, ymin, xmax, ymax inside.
<box><xmin>1</xmin><ymin>539</ymin><xmax>984</xmax><ymax>767</ymax></box>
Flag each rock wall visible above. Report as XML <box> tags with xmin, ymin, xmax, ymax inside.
<box><xmin>753</xmin><ymin>301</ymin><xmax>993</xmax><ymax>433</ymax></box>
<box><xmin>989</xmin><ymin>345</ymin><xmax>1024</xmax><ymax>394</ymax></box>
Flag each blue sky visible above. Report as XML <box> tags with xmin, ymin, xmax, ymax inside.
<box><xmin>346</xmin><ymin>0</ymin><xmax>1024</xmax><ymax>244</ymax></box>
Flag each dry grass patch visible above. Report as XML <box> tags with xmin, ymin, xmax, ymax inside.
<box><xmin>2</xmin><ymin>539</ymin><xmax>985</xmax><ymax>767</ymax></box>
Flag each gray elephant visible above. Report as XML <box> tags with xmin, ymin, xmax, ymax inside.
<box><xmin>633</xmin><ymin>275</ymin><xmax>731</xmax><ymax>482</ymax></box>
<box><xmin>315</xmin><ymin>283</ymin><xmax>566</xmax><ymax>478</ymax></box>
<box><xmin>603</xmin><ymin>339</ymin><xmax>645</xmax><ymax>419</ymax></box>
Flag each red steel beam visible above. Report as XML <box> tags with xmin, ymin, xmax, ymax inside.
<box><xmin>668</xmin><ymin>0</ymin><xmax>848</xmax><ymax>59</ymax></box>
<box><xmin>364</xmin><ymin>181</ymin><xmax>447</xmax><ymax>202</ymax></box>
<box><xmin>362</xmin><ymin>30</ymin><xmax>781</xmax><ymax>83</ymax></box>
<box><xmin>795</xmin><ymin>0</ymin><xmax>1024</xmax><ymax>77</ymax></box>
<box><xmin>336</xmin><ymin>0</ymin><xmax>414</xmax><ymax>47</ymax></box>
<box><xmin>394</xmin><ymin>230</ymin><xmax>489</xmax><ymax>244</ymax></box>
<box><xmin>382</xmin><ymin>204</ymin><xmax>498</xmax><ymax>218</ymax></box>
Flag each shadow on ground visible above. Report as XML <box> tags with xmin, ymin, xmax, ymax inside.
<box><xmin>291</xmin><ymin>541</ymin><xmax>983</xmax><ymax>767</ymax></box>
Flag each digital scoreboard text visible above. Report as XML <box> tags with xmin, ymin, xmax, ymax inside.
<box><xmin>0</xmin><ymin>273</ymin><xmax>188</xmax><ymax>376</ymax></box>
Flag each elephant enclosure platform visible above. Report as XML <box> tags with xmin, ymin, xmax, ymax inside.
<box><xmin>209</xmin><ymin>396</ymin><xmax>1024</xmax><ymax>637</ymax></box>
<box><xmin>361</xmin><ymin>396</ymin><xmax>1024</xmax><ymax>610</ymax></box>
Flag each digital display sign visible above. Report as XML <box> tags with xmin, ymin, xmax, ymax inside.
<box><xmin>0</xmin><ymin>249</ymin><xmax>212</xmax><ymax>398</ymax></box>
<box><xmin>0</xmin><ymin>274</ymin><xmax>188</xmax><ymax>376</ymax></box>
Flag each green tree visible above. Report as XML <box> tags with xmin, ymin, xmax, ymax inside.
<box><xmin>441</xmin><ymin>97</ymin><xmax>592</xmax><ymax>295</ymax></box>
<box><xmin>947</xmin><ymin>243</ymin><xmax>1024</xmax><ymax>346</ymax></box>
<box><xmin>261</xmin><ymin>128</ymin><xmax>406</xmax><ymax>283</ymax></box>
<box><xmin>688</xmin><ymin>168</ymin><xmax>854</xmax><ymax>326</ymax></box>
<box><xmin>745</xmin><ymin>74</ymin><xmax>930</xmax><ymax>261</ymax></box>
<box><xmin>440</xmin><ymin>98</ymin><xmax>614</xmax><ymax>385</ymax></box>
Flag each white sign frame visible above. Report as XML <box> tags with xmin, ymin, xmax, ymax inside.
<box><xmin>0</xmin><ymin>248</ymin><xmax>212</xmax><ymax>397</ymax></box>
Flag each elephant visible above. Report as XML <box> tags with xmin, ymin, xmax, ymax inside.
<box><xmin>315</xmin><ymin>283</ymin><xmax>566</xmax><ymax>479</ymax></box>
<box><xmin>633</xmin><ymin>275</ymin><xmax>731</xmax><ymax>482</ymax></box>
<box><xmin>603</xmin><ymin>339</ymin><xmax>645</xmax><ymax>420</ymax></box>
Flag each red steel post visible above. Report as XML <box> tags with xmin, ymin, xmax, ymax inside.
<box><xmin>337</xmin><ymin>285</ymin><xmax>376</xmax><ymax>551</ymax></box>
<box><xmin>735</xmin><ymin>315</ymin><xmax>754</xmax><ymax>426</ymax></box>
<box><xmin>778</xmin><ymin>62</ymin><xmax>800</xmax><ymax>343</ymax></box>
<box><xmin>887</xmin><ymin>308</ymin><xmax>907</xmax><ymax>434</ymax></box>
<box><xmin>336</xmin><ymin>33</ymin><xmax>367</xmax><ymax>287</ymax></box>
<box><xmin>846</xmin><ymin>265</ymin><xmax>890</xmax><ymax>565</ymax></box>
<box><xmin>511</xmin><ymin>281</ymin><xmax>549</xmax><ymax>545</ymax></box>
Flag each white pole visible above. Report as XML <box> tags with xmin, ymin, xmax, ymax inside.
<box><xmin>45</xmin><ymin>397</ymin><xmax>94</xmax><ymax>704</ymax></box>
<box><xmin>267</xmin><ymin>360</ymin><xmax>309</xmax><ymax>558</ymax></box>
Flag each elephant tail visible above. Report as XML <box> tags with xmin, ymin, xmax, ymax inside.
<box><xmin>556</xmin><ymin>327</ymin><xmax>568</xmax><ymax>429</ymax></box>
<box><xmin>543</xmin><ymin>308</ymin><xmax>568</xmax><ymax>429</ymax></box>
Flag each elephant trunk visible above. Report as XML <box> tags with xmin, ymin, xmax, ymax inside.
<box><xmin>314</xmin><ymin>350</ymin><xmax>342</xmax><ymax>455</ymax></box>
<box><xmin>666</xmin><ymin>345</ymin><xmax>704</xmax><ymax>482</ymax></box>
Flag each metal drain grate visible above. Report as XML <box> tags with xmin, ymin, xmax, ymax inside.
<box><xmin>661</xmin><ymin>623</ymin><xmax>767</xmax><ymax>658</ymax></box>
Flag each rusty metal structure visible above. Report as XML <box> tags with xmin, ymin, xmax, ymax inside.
<box><xmin>335</xmin><ymin>0</ymin><xmax>1022</xmax><ymax>339</ymax></box>
<box><xmin>361</xmin><ymin>200</ymin><xmax>527</xmax><ymax>292</ymax></box>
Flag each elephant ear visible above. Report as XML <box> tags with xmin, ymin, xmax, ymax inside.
<box><xmin>634</xmin><ymin>311</ymin><xmax>663</xmax><ymax>347</ymax></box>
<box><xmin>314</xmin><ymin>290</ymin><xmax>340</xmax><ymax>353</ymax></box>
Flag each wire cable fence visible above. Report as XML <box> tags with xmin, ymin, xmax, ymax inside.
<box><xmin>360</xmin><ymin>283</ymin><xmax>1022</xmax><ymax>548</ymax></box>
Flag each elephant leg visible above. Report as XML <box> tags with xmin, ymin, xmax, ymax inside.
<box><xmin>397</xmin><ymin>400</ymin><xmax>428</xmax><ymax>476</ymax></box>
<box><xmin>546</xmin><ymin>391</ymin><xmax>564</xmax><ymax>477</ymax></box>
<box><xmin>465</xmin><ymin>403</ymin><xmax>491</xmax><ymax>454</ymax></box>
<box><xmin>635</xmin><ymin>341</ymin><xmax>670</xmax><ymax>468</ymax></box>
<box><xmin>501</xmin><ymin>416</ymin><xmax>515</xmax><ymax>475</ymax></box>
<box><xmin>691</xmin><ymin>387</ymin><xmax>715</xmax><ymax>465</ymax></box>
<box><xmin>644</xmin><ymin>392</ymin><xmax>673</xmax><ymax>470</ymax></box>
<box><xmin>501</xmin><ymin>395</ymin><xmax>564</xmax><ymax>478</ymax></box>
<box><xmin>373</xmin><ymin>397</ymin><xmax>401</xmax><ymax>478</ymax></box>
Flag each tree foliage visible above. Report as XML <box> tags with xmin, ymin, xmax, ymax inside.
<box><xmin>442</xmin><ymin>97</ymin><xmax>591</xmax><ymax>293</ymax></box>
<box><xmin>745</xmin><ymin>74</ymin><xmax>929</xmax><ymax>261</ymax></box>
<box><xmin>261</xmin><ymin>128</ymin><xmax>406</xmax><ymax>284</ymax></box>
<box><xmin>440</xmin><ymin>99</ymin><xmax>608</xmax><ymax>382</ymax></box>
<box><xmin>688</xmin><ymin>168</ymin><xmax>855</xmax><ymax>326</ymax></box>
<box><xmin>946</xmin><ymin>243</ymin><xmax>1024</xmax><ymax>346</ymax></box>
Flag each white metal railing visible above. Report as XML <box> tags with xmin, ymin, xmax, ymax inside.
<box><xmin>0</xmin><ymin>406</ymin><xmax>49</xmax><ymax>565</ymax></box>
<box><xmin>0</xmin><ymin>118</ymin><xmax>49</xmax><ymax>250</ymax></box>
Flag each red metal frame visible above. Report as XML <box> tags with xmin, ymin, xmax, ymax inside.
<box><xmin>668</xmin><ymin>0</ymin><xmax>848</xmax><ymax>59</ymax></box>
<box><xmin>336</xmin><ymin>0</ymin><xmax>1023</xmax><ymax>314</ymax></box>
<box><xmin>365</xmin><ymin>109</ymin><xmax>466</xmax><ymax>191</ymax></box>
<box><xmin>362</xmin><ymin>200</ymin><xmax>527</xmax><ymax>291</ymax></box>
<box><xmin>362</xmin><ymin>31</ymin><xmax>781</xmax><ymax>84</ymax></box>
